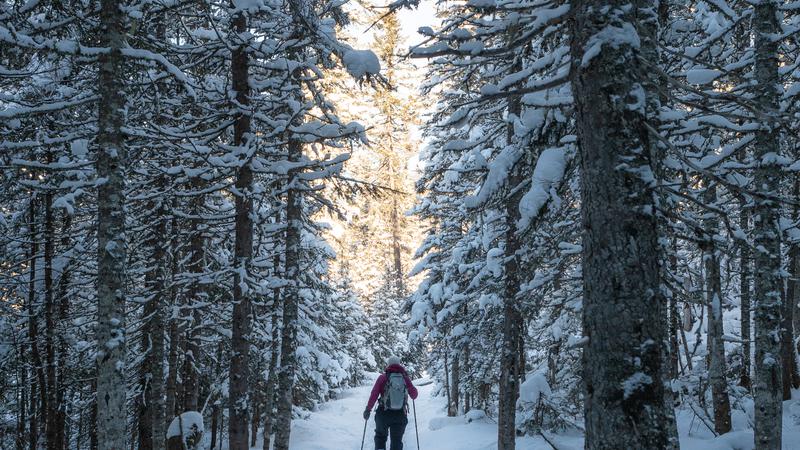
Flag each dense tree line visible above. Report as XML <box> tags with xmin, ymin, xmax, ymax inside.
<box><xmin>3</xmin><ymin>0</ymin><xmax>800</xmax><ymax>449</ymax></box>
<box><xmin>0</xmin><ymin>0</ymin><xmax>392</xmax><ymax>449</ymax></box>
<box><xmin>408</xmin><ymin>1</ymin><xmax>800</xmax><ymax>449</ymax></box>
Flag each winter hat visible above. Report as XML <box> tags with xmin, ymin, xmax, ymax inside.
<box><xmin>387</xmin><ymin>355</ymin><xmax>402</xmax><ymax>367</ymax></box>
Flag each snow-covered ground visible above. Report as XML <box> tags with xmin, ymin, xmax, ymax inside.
<box><xmin>257</xmin><ymin>375</ymin><xmax>800</xmax><ymax>450</ymax></box>
<box><xmin>275</xmin><ymin>374</ymin><xmax>581</xmax><ymax>450</ymax></box>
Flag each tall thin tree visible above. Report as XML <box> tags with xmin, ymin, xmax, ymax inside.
<box><xmin>752</xmin><ymin>1</ymin><xmax>784</xmax><ymax>448</ymax></box>
<box><xmin>228</xmin><ymin>7</ymin><xmax>255</xmax><ymax>450</ymax></box>
<box><xmin>95</xmin><ymin>0</ymin><xmax>128</xmax><ymax>446</ymax></box>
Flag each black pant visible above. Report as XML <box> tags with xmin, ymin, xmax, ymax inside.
<box><xmin>374</xmin><ymin>407</ymin><xmax>408</xmax><ymax>450</ymax></box>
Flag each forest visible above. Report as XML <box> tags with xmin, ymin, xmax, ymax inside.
<box><xmin>1</xmin><ymin>0</ymin><xmax>800</xmax><ymax>450</ymax></box>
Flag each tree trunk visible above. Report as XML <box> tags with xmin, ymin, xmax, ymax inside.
<box><xmin>709</xmin><ymin>266</ymin><xmax>733</xmax><ymax>422</ymax></box>
<box><xmin>262</xmin><ymin>304</ymin><xmax>282</xmax><ymax>450</ymax></box>
<box><xmin>497</xmin><ymin>71</ymin><xmax>523</xmax><ymax>450</ymax></box>
<box><xmin>54</xmin><ymin>214</ymin><xmax>72</xmax><ymax>450</ymax></box>
<box><xmin>43</xmin><ymin>189</ymin><xmax>58</xmax><ymax>450</ymax></box>
<box><xmin>165</xmin><ymin>211</ymin><xmax>181</xmax><ymax>426</ymax></box>
<box><xmin>17</xmin><ymin>343</ymin><xmax>27</xmax><ymax>450</ymax></box>
<box><xmin>571</xmin><ymin>2</ymin><xmax>678</xmax><ymax>448</ymax></box>
<box><xmin>752</xmin><ymin>2</ymin><xmax>784</xmax><ymax>448</ymax></box>
<box><xmin>443</xmin><ymin>350</ymin><xmax>452</xmax><ymax>416</ymax></box>
<box><xmin>791</xmin><ymin>175</ymin><xmax>800</xmax><ymax>379</ymax></box>
<box><xmin>781</xmin><ymin>282</ymin><xmax>797</xmax><ymax>400</ymax></box>
<box><xmin>228</xmin><ymin>9</ymin><xmax>254</xmax><ymax>450</ymax></box>
<box><xmin>682</xmin><ymin>302</ymin><xmax>694</xmax><ymax>332</ymax></box>
<box><xmin>463</xmin><ymin>343</ymin><xmax>471</xmax><ymax>413</ymax></box>
<box><xmin>273</xmin><ymin>136</ymin><xmax>303</xmax><ymax>450</ymax></box>
<box><xmin>740</xmin><ymin>200</ymin><xmax>752</xmax><ymax>389</ymax></box>
<box><xmin>781</xmin><ymin>251</ymin><xmax>797</xmax><ymax>400</ymax></box>
<box><xmin>450</xmin><ymin>353</ymin><xmax>460</xmax><ymax>417</ymax></box>
<box><xmin>165</xmin><ymin>317</ymin><xmax>181</xmax><ymax>423</ymax></box>
<box><xmin>669</xmin><ymin>290</ymin><xmax>680</xmax><ymax>378</ymax></box>
<box><xmin>210</xmin><ymin>406</ymin><xmax>219</xmax><ymax>450</ymax></box>
<box><xmin>250</xmin><ymin>395</ymin><xmax>261</xmax><ymax>448</ymax></box>
<box><xmin>391</xmin><ymin>200</ymin><xmax>404</xmax><ymax>294</ymax></box>
<box><xmin>90</xmin><ymin>379</ymin><xmax>98</xmax><ymax>450</ymax></box>
<box><xmin>704</xmin><ymin>186</ymin><xmax>732</xmax><ymax>434</ymax></box>
<box><xmin>782</xmin><ymin>172</ymin><xmax>800</xmax><ymax>395</ymax></box>
<box><xmin>27</xmin><ymin>199</ymin><xmax>45</xmax><ymax>450</ymax></box>
<box><xmin>95</xmin><ymin>0</ymin><xmax>128</xmax><ymax>442</ymax></box>
<box><xmin>790</xmin><ymin>245</ymin><xmax>800</xmax><ymax>389</ymax></box>
<box><xmin>182</xmin><ymin>182</ymin><xmax>205</xmax><ymax>413</ymax></box>
<box><xmin>209</xmin><ymin>342</ymin><xmax>224</xmax><ymax>450</ymax></box>
<box><xmin>138</xmin><ymin>196</ymin><xmax>167</xmax><ymax>450</ymax></box>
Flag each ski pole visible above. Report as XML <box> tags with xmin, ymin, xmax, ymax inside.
<box><xmin>413</xmin><ymin>399</ymin><xmax>420</xmax><ymax>450</ymax></box>
<box><xmin>360</xmin><ymin>413</ymin><xmax>368</xmax><ymax>450</ymax></box>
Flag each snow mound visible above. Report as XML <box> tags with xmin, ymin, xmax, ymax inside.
<box><xmin>465</xmin><ymin>409</ymin><xmax>487</xmax><ymax>423</ymax></box>
<box><xmin>166</xmin><ymin>411</ymin><xmax>204</xmax><ymax>438</ymax></box>
<box><xmin>519</xmin><ymin>371</ymin><xmax>551</xmax><ymax>405</ymax></box>
<box><xmin>429</xmin><ymin>416</ymin><xmax>463</xmax><ymax>431</ymax></box>
<box><xmin>343</xmin><ymin>50</ymin><xmax>381</xmax><ymax>79</ymax></box>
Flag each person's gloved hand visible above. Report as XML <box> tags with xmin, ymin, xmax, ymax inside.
<box><xmin>363</xmin><ymin>409</ymin><xmax>370</xmax><ymax>420</ymax></box>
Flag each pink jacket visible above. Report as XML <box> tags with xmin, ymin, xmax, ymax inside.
<box><xmin>366</xmin><ymin>364</ymin><xmax>418</xmax><ymax>411</ymax></box>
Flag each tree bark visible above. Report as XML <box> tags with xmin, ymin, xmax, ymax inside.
<box><xmin>787</xmin><ymin>171</ymin><xmax>800</xmax><ymax>338</ymax></box>
<box><xmin>443</xmin><ymin>350</ymin><xmax>451</xmax><ymax>415</ymax></box>
<box><xmin>391</xmin><ymin>200</ymin><xmax>404</xmax><ymax>294</ymax></box>
<box><xmin>752</xmin><ymin>2</ymin><xmax>784</xmax><ymax>448</ymax></box>
<box><xmin>95</xmin><ymin>0</ymin><xmax>128</xmax><ymax>443</ymax></box>
<box><xmin>497</xmin><ymin>70</ymin><xmax>524</xmax><ymax>450</ymax></box>
<box><xmin>27</xmin><ymin>199</ymin><xmax>44</xmax><ymax>450</ymax></box>
<box><xmin>273</xmin><ymin>136</ymin><xmax>303</xmax><ymax>450</ymax></box>
<box><xmin>262</xmin><ymin>304</ymin><xmax>282</xmax><ymax>450</ymax></box>
<box><xmin>704</xmin><ymin>186</ymin><xmax>732</xmax><ymax>434</ymax></box>
<box><xmin>90</xmin><ymin>379</ymin><xmax>98</xmax><ymax>450</ymax></box>
<box><xmin>43</xmin><ymin>189</ymin><xmax>58</xmax><ymax>450</ymax></box>
<box><xmin>250</xmin><ymin>395</ymin><xmax>261</xmax><ymax>448</ymax></box>
<box><xmin>571</xmin><ymin>2</ymin><xmax>678</xmax><ymax>448</ymax></box>
<box><xmin>165</xmin><ymin>211</ymin><xmax>181</xmax><ymax>425</ymax></box>
<box><xmin>17</xmin><ymin>342</ymin><xmax>27</xmax><ymax>450</ymax></box>
<box><xmin>54</xmin><ymin>214</ymin><xmax>72</xmax><ymax>450</ymax></box>
<box><xmin>27</xmin><ymin>198</ymin><xmax>47</xmax><ymax>450</ymax></box>
<box><xmin>210</xmin><ymin>405</ymin><xmax>219</xmax><ymax>450</ymax></box>
<box><xmin>182</xmin><ymin>180</ymin><xmax>205</xmax><ymax>413</ymax></box>
<box><xmin>669</xmin><ymin>290</ymin><xmax>680</xmax><ymax>378</ymax></box>
<box><xmin>209</xmin><ymin>342</ymin><xmax>224</xmax><ymax>450</ymax></box>
<box><xmin>781</xmin><ymin>252</ymin><xmax>797</xmax><ymax>400</ymax></box>
<box><xmin>138</xmin><ymin>195</ymin><xmax>167</xmax><ymax>450</ymax></box>
<box><xmin>464</xmin><ymin>343</ymin><xmax>471</xmax><ymax>413</ymax></box>
<box><xmin>790</xmin><ymin>244</ymin><xmax>800</xmax><ymax>389</ymax></box>
<box><xmin>781</xmin><ymin>172</ymin><xmax>800</xmax><ymax>395</ymax></box>
<box><xmin>791</xmin><ymin>175</ymin><xmax>800</xmax><ymax>369</ymax></box>
<box><xmin>740</xmin><ymin>200</ymin><xmax>752</xmax><ymax>389</ymax></box>
<box><xmin>450</xmin><ymin>353</ymin><xmax>460</xmax><ymax>416</ymax></box>
<box><xmin>228</xmin><ymin>9</ymin><xmax>254</xmax><ymax>450</ymax></box>
<box><xmin>164</xmin><ymin>318</ymin><xmax>181</xmax><ymax>422</ymax></box>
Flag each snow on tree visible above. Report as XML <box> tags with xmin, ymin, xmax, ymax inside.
<box><xmin>1</xmin><ymin>1</ymin><xmax>800</xmax><ymax>449</ymax></box>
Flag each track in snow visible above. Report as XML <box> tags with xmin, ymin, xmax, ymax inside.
<box><xmin>256</xmin><ymin>375</ymin><xmax>800</xmax><ymax>450</ymax></box>
<box><xmin>266</xmin><ymin>374</ymin><xmax>581</xmax><ymax>450</ymax></box>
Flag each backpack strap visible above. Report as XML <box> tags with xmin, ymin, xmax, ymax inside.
<box><xmin>378</xmin><ymin>370</ymin><xmax>390</xmax><ymax>408</ymax></box>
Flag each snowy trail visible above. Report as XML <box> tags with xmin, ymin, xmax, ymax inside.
<box><xmin>255</xmin><ymin>375</ymin><xmax>800</xmax><ymax>450</ymax></box>
<box><xmin>273</xmin><ymin>374</ymin><xmax>583</xmax><ymax>450</ymax></box>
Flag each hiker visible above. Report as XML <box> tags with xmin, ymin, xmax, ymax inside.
<box><xmin>363</xmin><ymin>356</ymin><xmax>419</xmax><ymax>450</ymax></box>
